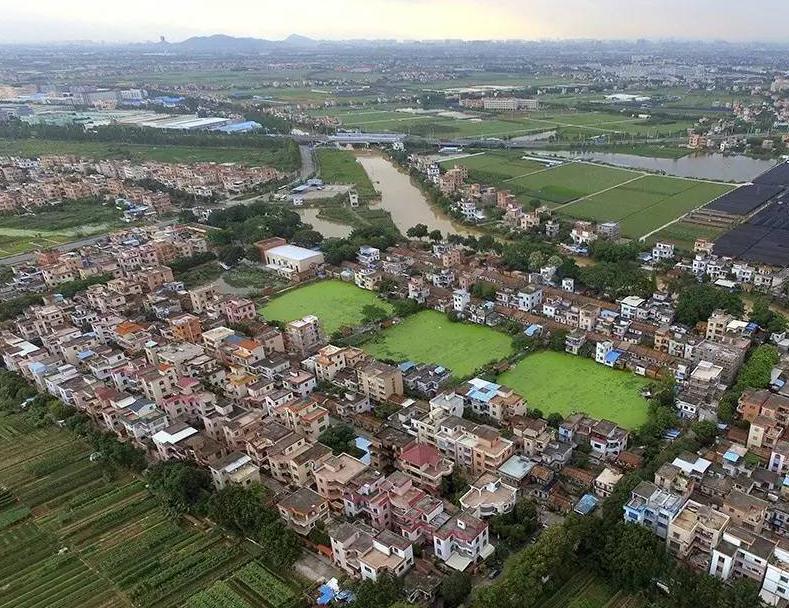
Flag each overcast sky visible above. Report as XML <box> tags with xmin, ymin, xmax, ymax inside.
<box><xmin>1</xmin><ymin>0</ymin><xmax>788</xmax><ymax>44</ymax></box>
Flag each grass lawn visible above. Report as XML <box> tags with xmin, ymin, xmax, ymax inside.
<box><xmin>560</xmin><ymin>175</ymin><xmax>734</xmax><ymax>238</ymax></box>
<box><xmin>222</xmin><ymin>265</ymin><xmax>287</xmax><ymax>290</ymax></box>
<box><xmin>0</xmin><ymin>138</ymin><xmax>300</xmax><ymax>170</ymax></box>
<box><xmin>440</xmin><ymin>151</ymin><xmax>548</xmax><ymax>180</ymax></box>
<box><xmin>363</xmin><ymin>310</ymin><xmax>513</xmax><ymax>378</ymax></box>
<box><xmin>0</xmin><ymin>200</ymin><xmax>124</xmax><ymax>256</ymax></box>
<box><xmin>175</xmin><ymin>261</ymin><xmax>223</xmax><ymax>288</ymax></box>
<box><xmin>498</xmin><ymin>351</ymin><xmax>650</xmax><ymax>429</ymax></box>
<box><xmin>259</xmin><ymin>280</ymin><xmax>394</xmax><ymax>334</ymax></box>
<box><xmin>316</xmin><ymin>149</ymin><xmax>378</xmax><ymax>199</ymax></box>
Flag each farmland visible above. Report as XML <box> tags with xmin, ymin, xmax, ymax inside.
<box><xmin>0</xmin><ymin>415</ymin><xmax>303</xmax><ymax>608</ymax></box>
<box><xmin>0</xmin><ymin>200</ymin><xmax>124</xmax><ymax>256</ymax></box>
<box><xmin>312</xmin><ymin>106</ymin><xmax>693</xmax><ymax>141</ymax></box>
<box><xmin>0</xmin><ymin>138</ymin><xmax>300</xmax><ymax>170</ymax></box>
<box><xmin>541</xmin><ymin>571</ymin><xmax>644</xmax><ymax>608</ymax></box>
<box><xmin>441</xmin><ymin>152</ymin><xmax>734</xmax><ymax>238</ymax></box>
<box><xmin>259</xmin><ymin>280</ymin><xmax>395</xmax><ymax>334</ymax></box>
<box><xmin>498</xmin><ymin>351</ymin><xmax>650</xmax><ymax>429</ymax></box>
<box><xmin>316</xmin><ymin>149</ymin><xmax>378</xmax><ymax>199</ymax></box>
<box><xmin>362</xmin><ymin>310</ymin><xmax>513</xmax><ymax>378</ymax></box>
<box><xmin>559</xmin><ymin>175</ymin><xmax>734</xmax><ymax>237</ymax></box>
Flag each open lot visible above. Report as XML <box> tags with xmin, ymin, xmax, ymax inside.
<box><xmin>363</xmin><ymin>310</ymin><xmax>513</xmax><ymax>378</ymax></box>
<box><xmin>498</xmin><ymin>351</ymin><xmax>650</xmax><ymax>429</ymax></box>
<box><xmin>0</xmin><ymin>414</ymin><xmax>302</xmax><ymax>608</ymax></box>
<box><xmin>316</xmin><ymin>149</ymin><xmax>378</xmax><ymax>199</ymax></box>
<box><xmin>0</xmin><ymin>200</ymin><xmax>124</xmax><ymax>256</ymax></box>
<box><xmin>259</xmin><ymin>280</ymin><xmax>394</xmax><ymax>334</ymax></box>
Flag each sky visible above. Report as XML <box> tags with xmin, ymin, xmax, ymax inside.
<box><xmin>0</xmin><ymin>0</ymin><xmax>788</xmax><ymax>44</ymax></box>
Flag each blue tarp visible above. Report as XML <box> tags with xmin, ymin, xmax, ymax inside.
<box><xmin>605</xmin><ymin>351</ymin><xmax>621</xmax><ymax>364</ymax></box>
<box><xmin>317</xmin><ymin>585</ymin><xmax>335</xmax><ymax>605</ymax></box>
<box><xmin>525</xmin><ymin>324</ymin><xmax>542</xmax><ymax>337</ymax></box>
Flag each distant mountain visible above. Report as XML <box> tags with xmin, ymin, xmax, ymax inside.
<box><xmin>166</xmin><ymin>34</ymin><xmax>318</xmax><ymax>53</ymax></box>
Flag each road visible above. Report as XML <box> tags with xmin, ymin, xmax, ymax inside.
<box><xmin>299</xmin><ymin>144</ymin><xmax>315</xmax><ymax>179</ymax></box>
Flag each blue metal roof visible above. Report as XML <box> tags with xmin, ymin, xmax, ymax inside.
<box><xmin>525</xmin><ymin>324</ymin><xmax>542</xmax><ymax>336</ymax></box>
<box><xmin>605</xmin><ymin>350</ymin><xmax>621</xmax><ymax>364</ymax></box>
<box><xmin>574</xmin><ymin>493</ymin><xmax>599</xmax><ymax>515</ymax></box>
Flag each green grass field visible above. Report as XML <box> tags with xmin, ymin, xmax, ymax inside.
<box><xmin>363</xmin><ymin>310</ymin><xmax>513</xmax><ymax>378</ymax></box>
<box><xmin>498</xmin><ymin>351</ymin><xmax>650</xmax><ymax>429</ymax></box>
<box><xmin>316</xmin><ymin>149</ymin><xmax>378</xmax><ymax>199</ymax></box>
<box><xmin>0</xmin><ymin>200</ymin><xmax>124</xmax><ymax>256</ymax></box>
<box><xmin>560</xmin><ymin>175</ymin><xmax>734</xmax><ymax>237</ymax></box>
<box><xmin>0</xmin><ymin>138</ymin><xmax>299</xmax><ymax>170</ymax></box>
<box><xmin>509</xmin><ymin>162</ymin><xmax>638</xmax><ymax>205</ymax></box>
<box><xmin>259</xmin><ymin>280</ymin><xmax>394</xmax><ymax>334</ymax></box>
<box><xmin>0</xmin><ymin>414</ymin><xmax>303</xmax><ymax>608</ymax></box>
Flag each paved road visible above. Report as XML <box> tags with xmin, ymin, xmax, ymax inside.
<box><xmin>299</xmin><ymin>144</ymin><xmax>315</xmax><ymax>179</ymax></box>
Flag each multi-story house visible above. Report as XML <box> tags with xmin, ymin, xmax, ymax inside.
<box><xmin>459</xmin><ymin>473</ymin><xmax>517</xmax><ymax>518</ymax></box>
<box><xmin>623</xmin><ymin>480</ymin><xmax>686</xmax><ymax>539</ymax></box>
<box><xmin>433</xmin><ymin>510</ymin><xmax>494</xmax><ymax>571</ymax></box>
<box><xmin>277</xmin><ymin>487</ymin><xmax>330</xmax><ymax>536</ymax></box>
<box><xmin>397</xmin><ymin>443</ymin><xmax>454</xmax><ymax>494</ymax></box>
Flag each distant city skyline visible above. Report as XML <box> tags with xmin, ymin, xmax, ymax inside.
<box><xmin>1</xmin><ymin>0</ymin><xmax>788</xmax><ymax>44</ymax></box>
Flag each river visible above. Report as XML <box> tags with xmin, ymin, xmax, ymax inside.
<box><xmin>356</xmin><ymin>154</ymin><xmax>478</xmax><ymax>237</ymax></box>
<box><xmin>534</xmin><ymin>150</ymin><xmax>776</xmax><ymax>182</ymax></box>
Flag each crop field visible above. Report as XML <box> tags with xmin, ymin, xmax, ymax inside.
<box><xmin>186</xmin><ymin>561</ymin><xmax>301</xmax><ymax>608</ymax></box>
<box><xmin>439</xmin><ymin>152</ymin><xmax>734</xmax><ymax>237</ymax></box>
<box><xmin>0</xmin><ymin>200</ymin><xmax>123</xmax><ymax>256</ymax></box>
<box><xmin>498</xmin><ymin>351</ymin><xmax>650</xmax><ymax>429</ymax></box>
<box><xmin>508</xmin><ymin>162</ymin><xmax>637</xmax><ymax>205</ymax></box>
<box><xmin>259</xmin><ymin>279</ymin><xmax>395</xmax><ymax>334</ymax></box>
<box><xmin>362</xmin><ymin>310</ymin><xmax>513</xmax><ymax>378</ymax></box>
<box><xmin>0</xmin><ymin>138</ymin><xmax>300</xmax><ymax>171</ymax></box>
<box><xmin>559</xmin><ymin>175</ymin><xmax>734</xmax><ymax>237</ymax></box>
<box><xmin>542</xmin><ymin>571</ymin><xmax>644</xmax><ymax>608</ymax></box>
<box><xmin>0</xmin><ymin>414</ymin><xmax>302</xmax><ymax>608</ymax></box>
<box><xmin>316</xmin><ymin>149</ymin><xmax>378</xmax><ymax>199</ymax></box>
<box><xmin>312</xmin><ymin>105</ymin><xmax>693</xmax><ymax>140</ymax></box>
<box><xmin>647</xmin><ymin>220</ymin><xmax>726</xmax><ymax>251</ymax></box>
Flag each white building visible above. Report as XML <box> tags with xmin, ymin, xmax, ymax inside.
<box><xmin>264</xmin><ymin>244</ymin><xmax>324</xmax><ymax>277</ymax></box>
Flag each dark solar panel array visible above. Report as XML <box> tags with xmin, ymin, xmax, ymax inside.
<box><xmin>754</xmin><ymin>162</ymin><xmax>789</xmax><ymax>186</ymax></box>
<box><xmin>707</xmin><ymin>184</ymin><xmax>782</xmax><ymax>215</ymax></box>
<box><xmin>714</xmin><ymin>200</ymin><xmax>789</xmax><ymax>266</ymax></box>
<box><xmin>714</xmin><ymin>163</ymin><xmax>789</xmax><ymax>266</ymax></box>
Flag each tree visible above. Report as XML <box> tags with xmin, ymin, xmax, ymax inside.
<box><xmin>736</xmin><ymin>344</ymin><xmax>780</xmax><ymax>391</ymax></box>
<box><xmin>478</xmin><ymin>234</ymin><xmax>496</xmax><ymax>252</ymax></box>
<box><xmin>440</xmin><ymin>572</ymin><xmax>472</xmax><ymax>608</ymax></box>
<box><xmin>490</xmin><ymin>498</ymin><xmax>538</xmax><ymax>549</ymax></box>
<box><xmin>406</xmin><ymin>224</ymin><xmax>429</xmax><ymax>240</ymax></box>
<box><xmin>258</xmin><ymin>520</ymin><xmax>302</xmax><ymax>569</ymax></box>
<box><xmin>318</xmin><ymin>423</ymin><xmax>363</xmax><ymax>457</ymax></box>
<box><xmin>291</xmin><ymin>228</ymin><xmax>324</xmax><ymax>249</ymax></box>
<box><xmin>471</xmin><ymin>281</ymin><xmax>497</xmax><ymax>301</ymax></box>
<box><xmin>548</xmin><ymin>329</ymin><xmax>568</xmax><ymax>351</ymax></box>
<box><xmin>579</xmin><ymin>261</ymin><xmax>655</xmax><ymax>300</ymax></box>
<box><xmin>361</xmin><ymin>304</ymin><xmax>389</xmax><ymax>324</ymax></box>
<box><xmin>428</xmin><ymin>229</ymin><xmax>443</xmax><ymax>242</ymax></box>
<box><xmin>691</xmin><ymin>420</ymin><xmax>718</xmax><ymax>447</ymax></box>
<box><xmin>208</xmin><ymin>484</ymin><xmax>274</xmax><ymax>536</ymax></box>
<box><xmin>674</xmin><ymin>284</ymin><xmax>743</xmax><ymax>326</ymax></box>
<box><xmin>750</xmin><ymin>297</ymin><xmax>787</xmax><ymax>333</ymax></box>
<box><xmin>547</xmin><ymin>412</ymin><xmax>564</xmax><ymax>427</ymax></box>
<box><xmin>547</xmin><ymin>254</ymin><xmax>563</xmax><ymax>268</ymax></box>
<box><xmin>350</xmin><ymin>573</ymin><xmax>402</xmax><ymax>608</ymax></box>
<box><xmin>590</xmin><ymin>240</ymin><xmax>639</xmax><ymax>263</ymax></box>
<box><xmin>146</xmin><ymin>461</ymin><xmax>212</xmax><ymax>517</ymax></box>
<box><xmin>600</xmin><ymin>522</ymin><xmax>669</xmax><ymax>592</ymax></box>
<box><xmin>218</xmin><ymin>244</ymin><xmax>245</xmax><ymax>266</ymax></box>
<box><xmin>528</xmin><ymin>251</ymin><xmax>545</xmax><ymax>271</ymax></box>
